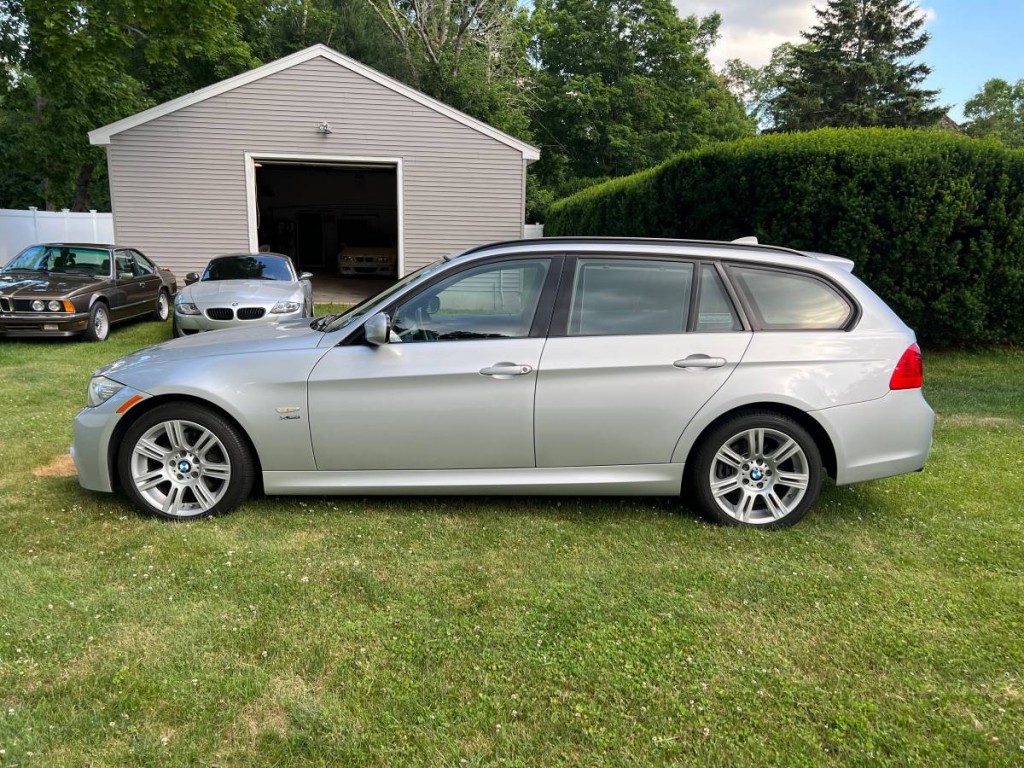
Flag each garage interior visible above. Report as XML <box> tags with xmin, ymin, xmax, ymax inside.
<box><xmin>254</xmin><ymin>161</ymin><xmax>399</xmax><ymax>279</ymax></box>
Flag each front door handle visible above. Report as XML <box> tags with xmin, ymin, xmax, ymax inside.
<box><xmin>480</xmin><ymin>363</ymin><xmax>533</xmax><ymax>377</ymax></box>
<box><xmin>674</xmin><ymin>355</ymin><xmax>727</xmax><ymax>369</ymax></box>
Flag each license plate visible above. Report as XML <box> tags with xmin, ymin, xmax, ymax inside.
<box><xmin>43</xmin><ymin>324</ymin><xmax>59</xmax><ymax>331</ymax></box>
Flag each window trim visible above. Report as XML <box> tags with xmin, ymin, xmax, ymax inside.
<box><xmin>549</xmin><ymin>253</ymin><xmax>699</xmax><ymax>338</ymax></box>
<box><xmin>723</xmin><ymin>262</ymin><xmax>860</xmax><ymax>332</ymax></box>
<box><xmin>690</xmin><ymin>260</ymin><xmax>748</xmax><ymax>333</ymax></box>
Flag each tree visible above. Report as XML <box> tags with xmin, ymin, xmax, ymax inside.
<box><xmin>0</xmin><ymin>0</ymin><xmax>260</xmax><ymax>210</ymax></box>
<box><xmin>530</xmin><ymin>0</ymin><xmax>752</xmax><ymax>204</ymax></box>
<box><xmin>963</xmin><ymin>78</ymin><xmax>1024</xmax><ymax>148</ymax></box>
<box><xmin>762</xmin><ymin>0</ymin><xmax>945</xmax><ymax>131</ymax></box>
<box><xmin>364</xmin><ymin>0</ymin><xmax>535</xmax><ymax>137</ymax></box>
<box><xmin>254</xmin><ymin>0</ymin><xmax>405</xmax><ymax>79</ymax></box>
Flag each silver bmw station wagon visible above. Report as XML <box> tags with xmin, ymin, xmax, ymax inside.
<box><xmin>72</xmin><ymin>238</ymin><xmax>934</xmax><ymax>528</ymax></box>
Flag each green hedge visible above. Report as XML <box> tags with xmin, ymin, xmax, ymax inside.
<box><xmin>545</xmin><ymin>129</ymin><xmax>1024</xmax><ymax>347</ymax></box>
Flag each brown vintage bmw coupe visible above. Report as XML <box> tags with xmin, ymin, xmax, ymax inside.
<box><xmin>0</xmin><ymin>243</ymin><xmax>177</xmax><ymax>341</ymax></box>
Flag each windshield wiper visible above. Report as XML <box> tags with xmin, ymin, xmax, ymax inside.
<box><xmin>311</xmin><ymin>314</ymin><xmax>341</xmax><ymax>332</ymax></box>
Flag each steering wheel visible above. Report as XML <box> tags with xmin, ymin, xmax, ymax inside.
<box><xmin>392</xmin><ymin>305</ymin><xmax>439</xmax><ymax>342</ymax></box>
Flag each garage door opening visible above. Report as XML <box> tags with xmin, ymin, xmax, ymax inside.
<box><xmin>252</xmin><ymin>160</ymin><xmax>400</xmax><ymax>280</ymax></box>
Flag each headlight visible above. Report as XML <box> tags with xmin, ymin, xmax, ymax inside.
<box><xmin>271</xmin><ymin>301</ymin><xmax>301</xmax><ymax>314</ymax></box>
<box><xmin>87</xmin><ymin>376</ymin><xmax>125</xmax><ymax>408</ymax></box>
<box><xmin>47</xmin><ymin>300</ymin><xmax>62</xmax><ymax>311</ymax></box>
<box><xmin>32</xmin><ymin>300</ymin><xmax>45</xmax><ymax>311</ymax></box>
<box><xmin>175</xmin><ymin>302</ymin><xmax>201</xmax><ymax>315</ymax></box>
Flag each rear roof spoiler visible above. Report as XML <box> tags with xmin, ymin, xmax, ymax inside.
<box><xmin>731</xmin><ymin>237</ymin><xmax>855</xmax><ymax>273</ymax></box>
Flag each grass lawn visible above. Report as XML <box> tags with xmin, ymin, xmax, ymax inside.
<box><xmin>1</xmin><ymin>317</ymin><xmax>1022</xmax><ymax>766</ymax></box>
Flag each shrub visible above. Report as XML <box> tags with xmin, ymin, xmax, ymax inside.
<box><xmin>545</xmin><ymin>129</ymin><xmax>1024</xmax><ymax>347</ymax></box>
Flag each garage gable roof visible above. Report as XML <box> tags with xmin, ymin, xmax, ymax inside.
<box><xmin>88</xmin><ymin>44</ymin><xmax>540</xmax><ymax>161</ymax></box>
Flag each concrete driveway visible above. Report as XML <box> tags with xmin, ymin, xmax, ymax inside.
<box><xmin>311</xmin><ymin>275</ymin><xmax>394</xmax><ymax>307</ymax></box>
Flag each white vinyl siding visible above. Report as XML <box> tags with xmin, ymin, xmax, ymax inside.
<box><xmin>104</xmin><ymin>56</ymin><xmax>527</xmax><ymax>277</ymax></box>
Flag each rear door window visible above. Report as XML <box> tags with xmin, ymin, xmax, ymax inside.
<box><xmin>567</xmin><ymin>258</ymin><xmax>694</xmax><ymax>336</ymax></box>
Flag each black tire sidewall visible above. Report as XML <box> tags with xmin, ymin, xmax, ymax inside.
<box><xmin>688</xmin><ymin>411</ymin><xmax>823</xmax><ymax>529</ymax></box>
<box><xmin>117</xmin><ymin>403</ymin><xmax>255</xmax><ymax>520</ymax></box>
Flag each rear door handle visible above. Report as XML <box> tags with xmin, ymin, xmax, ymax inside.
<box><xmin>480</xmin><ymin>363</ymin><xmax>533</xmax><ymax>377</ymax></box>
<box><xmin>674</xmin><ymin>356</ymin><xmax>727</xmax><ymax>369</ymax></box>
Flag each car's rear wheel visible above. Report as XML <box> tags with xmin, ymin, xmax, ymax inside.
<box><xmin>152</xmin><ymin>290</ymin><xmax>170</xmax><ymax>321</ymax></box>
<box><xmin>687</xmin><ymin>411</ymin><xmax>822</xmax><ymax>529</ymax></box>
<box><xmin>84</xmin><ymin>302</ymin><xmax>110</xmax><ymax>342</ymax></box>
<box><xmin>118</xmin><ymin>403</ymin><xmax>254</xmax><ymax>520</ymax></box>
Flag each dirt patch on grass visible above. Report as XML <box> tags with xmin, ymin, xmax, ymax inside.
<box><xmin>227</xmin><ymin>674</ymin><xmax>312</xmax><ymax>748</ymax></box>
<box><xmin>33</xmin><ymin>453</ymin><xmax>77</xmax><ymax>478</ymax></box>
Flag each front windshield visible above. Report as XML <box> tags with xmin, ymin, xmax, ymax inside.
<box><xmin>202</xmin><ymin>254</ymin><xmax>294</xmax><ymax>282</ymax></box>
<box><xmin>2</xmin><ymin>245</ymin><xmax>110</xmax><ymax>276</ymax></box>
<box><xmin>316</xmin><ymin>259</ymin><xmax>448</xmax><ymax>333</ymax></box>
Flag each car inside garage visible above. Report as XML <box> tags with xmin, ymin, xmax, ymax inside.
<box><xmin>254</xmin><ymin>161</ymin><xmax>399</xmax><ymax>278</ymax></box>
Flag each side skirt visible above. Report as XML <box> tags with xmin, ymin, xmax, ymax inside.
<box><xmin>263</xmin><ymin>464</ymin><xmax>686</xmax><ymax>497</ymax></box>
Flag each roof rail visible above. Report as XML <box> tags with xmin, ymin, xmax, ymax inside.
<box><xmin>456</xmin><ymin>236</ymin><xmax>807</xmax><ymax>260</ymax></box>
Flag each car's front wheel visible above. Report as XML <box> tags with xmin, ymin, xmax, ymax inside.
<box><xmin>117</xmin><ymin>403</ymin><xmax>255</xmax><ymax>520</ymax></box>
<box><xmin>83</xmin><ymin>302</ymin><xmax>110</xmax><ymax>342</ymax></box>
<box><xmin>687</xmin><ymin>411</ymin><xmax>822</xmax><ymax>529</ymax></box>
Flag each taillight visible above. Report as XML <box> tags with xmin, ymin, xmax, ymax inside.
<box><xmin>890</xmin><ymin>343</ymin><xmax>923</xmax><ymax>390</ymax></box>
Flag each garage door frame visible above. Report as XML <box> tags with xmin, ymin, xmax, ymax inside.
<box><xmin>243</xmin><ymin>151</ymin><xmax>405</xmax><ymax>277</ymax></box>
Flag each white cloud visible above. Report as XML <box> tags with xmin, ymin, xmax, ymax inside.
<box><xmin>678</xmin><ymin>1</ymin><xmax>938</xmax><ymax>69</ymax></box>
<box><xmin>678</xmin><ymin>0</ymin><xmax>818</xmax><ymax>68</ymax></box>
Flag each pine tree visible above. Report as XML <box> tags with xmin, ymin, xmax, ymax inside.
<box><xmin>767</xmin><ymin>0</ymin><xmax>945</xmax><ymax>131</ymax></box>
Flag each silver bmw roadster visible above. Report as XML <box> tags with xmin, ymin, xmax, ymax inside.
<box><xmin>172</xmin><ymin>253</ymin><xmax>313</xmax><ymax>336</ymax></box>
<box><xmin>73</xmin><ymin>237</ymin><xmax>934</xmax><ymax>528</ymax></box>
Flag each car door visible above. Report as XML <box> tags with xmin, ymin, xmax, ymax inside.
<box><xmin>307</xmin><ymin>256</ymin><xmax>560</xmax><ymax>471</ymax></box>
<box><xmin>130</xmin><ymin>250</ymin><xmax>163</xmax><ymax>311</ymax></box>
<box><xmin>111</xmin><ymin>249</ymin><xmax>151</xmax><ymax>320</ymax></box>
<box><xmin>535</xmin><ymin>258</ymin><xmax>753</xmax><ymax>468</ymax></box>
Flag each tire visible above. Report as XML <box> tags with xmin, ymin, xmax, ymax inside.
<box><xmin>83</xmin><ymin>302</ymin><xmax>110</xmax><ymax>342</ymax></box>
<box><xmin>117</xmin><ymin>403</ymin><xmax>255</xmax><ymax>520</ymax></box>
<box><xmin>686</xmin><ymin>410</ymin><xmax>822</xmax><ymax>529</ymax></box>
<box><xmin>151</xmin><ymin>290</ymin><xmax>170</xmax><ymax>321</ymax></box>
<box><xmin>172</xmin><ymin>314</ymin><xmax>185</xmax><ymax>338</ymax></box>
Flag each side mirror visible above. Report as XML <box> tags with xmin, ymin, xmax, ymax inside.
<box><xmin>364</xmin><ymin>312</ymin><xmax>391</xmax><ymax>346</ymax></box>
<box><xmin>184</xmin><ymin>272</ymin><xmax>200</xmax><ymax>285</ymax></box>
<box><xmin>300</xmin><ymin>272</ymin><xmax>313</xmax><ymax>281</ymax></box>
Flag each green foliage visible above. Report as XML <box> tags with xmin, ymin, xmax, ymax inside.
<box><xmin>0</xmin><ymin>0</ymin><xmax>263</xmax><ymax>210</ymax></box>
<box><xmin>528</xmin><ymin>0</ymin><xmax>753</xmax><ymax>214</ymax></box>
<box><xmin>546</xmin><ymin>128</ymin><xmax>1024</xmax><ymax>347</ymax></box>
<box><xmin>963</xmin><ymin>78</ymin><xmax>1024</xmax><ymax>148</ymax></box>
<box><xmin>365</xmin><ymin>0</ymin><xmax>535</xmax><ymax>141</ymax></box>
<box><xmin>758</xmin><ymin>0</ymin><xmax>945</xmax><ymax>131</ymax></box>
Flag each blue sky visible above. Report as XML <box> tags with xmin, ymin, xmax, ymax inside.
<box><xmin>923</xmin><ymin>0</ymin><xmax>1024</xmax><ymax>120</ymax></box>
<box><xmin>684</xmin><ymin>0</ymin><xmax>1024</xmax><ymax>121</ymax></box>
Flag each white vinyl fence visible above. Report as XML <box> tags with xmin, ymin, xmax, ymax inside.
<box><xmin>524</xmin><ymin>223</ymin><xmax>544</xmax><ymax>239</ymax></box>
<box><xmin>0</xmin><ymin>208</ymin><xmax>114</xmax><ymax>263</ymax></box>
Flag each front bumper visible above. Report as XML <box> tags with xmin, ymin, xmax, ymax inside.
<box><xmin>813</xmin><ymin>389</ymin><xmax>935</xmax><ymax>486</ymax></box>
<box><xmin>0</xmin><ymin>311</ymin><xmax>90</xmax><ymax>337</ymax></box>
<box><xmin>175</xmin><ymin>308</ymin><xmax>301</xmax><ymax>334</ymax></box>
<box><xmin>72</xmin><ymin>385</ymin><xmax>150</xmax><ymax>493</ymax></box>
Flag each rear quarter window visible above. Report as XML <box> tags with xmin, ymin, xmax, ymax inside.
<box><xmin>730</xmin><ymin>266</ymin><xmax>853</xmax><ymax>330</ymax></box>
